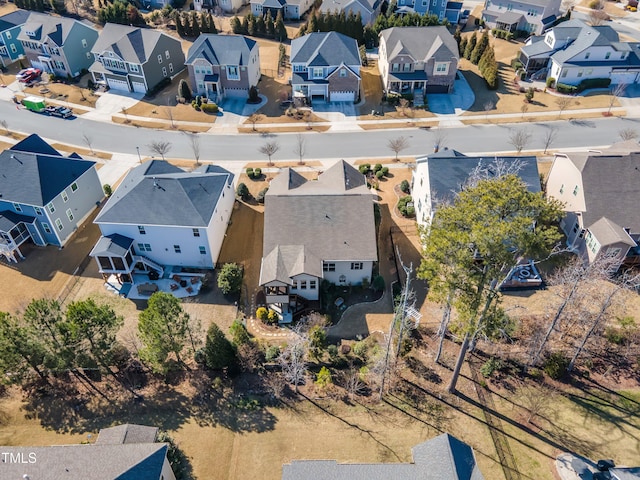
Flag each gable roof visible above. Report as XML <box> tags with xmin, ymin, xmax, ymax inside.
<box><xmin>94</xmin><ymin>160</ymin><xmax>234</xmax><ymax>227</ymax></box>
<box><xmin>90</xmin><ymin>233</ymin><xmax>134</xmax><ymax>257</ymax></box>
<box><xmin>0</xmin><ymin>146</ymin><xmax>95</xmax><ymax>206</ymax></box>
<box><xmin>319</xmin><ymin>0</ymin><xmax>376</xmax><ymax>15</ymax></box>
<box><xmin>18</xmin><ymin>11</ymin><xmax>94</xmax><ymax>45</ymax></box>
<box><xmin>588</xmin><ymin>216</ymin><xmax>636</xmax><ymax>247</ymax></box>
<box><xmin>91</xmin><ymin>23</ymin><xmax>174</xmax><ymax>63</ymax></box>
<box><xmin>186</xmin><ymin>34</ymin><xmax>257</xmax><ymax>66</ymax></box>
<box><xmin>96</xmin><ymin>424</ymin><xmax>159</xmax><ymax>445</ymax></box>
<box><xmin>259</xmin><ymin>244</ymin><xmax>324</xmax><ymax>285</ymax></box>
<box><xmin>291</xmin><ymin>32</ymin><xmax>361</xmax><ymax>67</ymax></box>
<box><xmin>0</xmin><ymin>9</ymin><xmax>30</xmax><ymax>32</ymax></box>
<box><xmin>262</xmin><ymin>161</ymin><xmax>377</xmax><ymax>270</ymax></box>
<box><xmin>282</xmin><ymin>433</ymin><xmax>484</xmax><ymax>480</ymax></box>
<box><xmin>550</xmin><ymin>21</ymin><xmax>628</xmax><ymax>64</ymax></box>
<box><xmin>11</xmin><ymin>133</ymin><xmax>62</xmax><ymax>156</ymax></box>
<box><xmin>379</xmin><ymin>26</ymin><xmax>459</xmax><ymax>63</ymax></box>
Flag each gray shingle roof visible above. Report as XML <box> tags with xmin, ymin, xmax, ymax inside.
<box><xmin>91</xmin><ymin>23</ymin><xmax>174</xmax><ymax>64</ymax></box>
<box><xmin>96</xmin><ymin>424</ymin><xmax>158</xmax><ymax>445</ymax></box>
<box><xmin>18</xmin><ymin>11</ymin><xmax>92</xmax><ymax>45</ymax></box>
<box><xmin>186</xmin><ymin>34</ymin><xmax>257</xmax><ymax>66</ymax></box>
<box><xmin>90</xmin><ymin>233</ymin><xmax>134</xmax><ymax>257</ymax></box>
<box><xmin>496</xmin><ymin>11</ymin><xmax>524</xmax><ymax>24</ymax></box>
<box><xmin>588</xmin><ymin>217</ymin><xmax>635</xmax><ymax>247</ymax></box>
<box><xmin>0</xmin><ymin>148</ymin><xmax>95</xmax><ymax>207</ymax></box>
<box><xmin>0</xmin><ymin>210</ymin><xmax>35</xmax><ymax>232</ymax></box>
<box><xmin>11</xmin><ymin>133</ymin><xmax>62</xmax><ymax>156</ymax></box>
<box><xmin>291</xmin><ymin>32</ymin><xmax>361</xmax><ymax>67</ymax></box>
<box><xmin>94</xmin><ymin>160</ymin><xmax>233</xmax><ymax>227</ymax></box>
<box><xmin>551</xmin><ymin>22</ymin><xmax>623</xmax><ymax>64</ymax></box>
<box><xmin>319</xmin><ymin>0</ymin><xmax>376</xmax><ymax>15</ymax></box>
<box><xmin>0</xmin><ymin>9</ymin><xmax>30</xmax><ymax>32</ymax></box>
<box><xmin>379</xmin><ymin>26</ymin><xmax>459</xmax><ymax>63</ymax></box>
<box><xmin>263</xmin><ymin>160</ymin><xmax>377</xmax><ymax>268</ymax></box>
<box><xmin>281</xmin><ymin>433</ymin><xmax>484</xmax><ymax>480</ymax></box>
<box><xmin>259</xmin><ymin>244</ymin><xmax>324</xmax><ymax>285</ymax></box>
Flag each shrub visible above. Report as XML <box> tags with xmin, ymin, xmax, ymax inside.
<box><xmin>397</xmin><ymin>195</ymin><xmax>415</xmax><ymax>217</ymax></box>
<box><xmin>544</xmin><ymin>352</ymin><xmax>569</xmax><ymax>380</ymax></box>
<box><xmin>556</xmin><ymin>82</ymin><xmax>578</xmax><ymax>94</ymax></box>
<box><xmin>217</xmin><ymin>263</ymin><xmax>243</xmax><ymax>295</ymax></box>
<box><xmin>480</xmin><ymin>357</ymin><xmax>503</xmax><ymax>378</ymax></box>
<box><xmin>315</xmin><ymin>366</ymin><xmax>333</xmax><ymax>388</ymax></box>
<box><xmin>376</xmin><ymin>170</ymin><xmax>384</xmax><ymax>179</ymax></box>
<box><xmin>248</xmin><ymin>85</ymin><xmax>259</xmax><ymax>103</ymax></box>
<box><xmin>373</xmin><ymin>163</ymin><xmax>383</xmax><ymax>173</ymax></box>
<box><xmin>246</xmin><ymin>167</ymin><xmax>254</xmax><ymax>177</ymax></box>
<box><xmin>253</xmin><ymin>167</ymin><xmax>262</xmax><ymax>178</ymax></box>
<box><xmin>265</xmin><ymin>345</ymin><xmax>280</xmax><ymax>362</ymax></box>
<box><xmin>578</xmin><ymin>77</ymin><xmax>611</xmax><ymax>91</ymax></box>
<box><xmin>201</xmin><ymin>103</ymin><xmax>218</xmax><ymax>113</ymax></box>
<box><xmin>525</xmin><ymin>87</ymin><xmax>534</xmax><ymax>102</ymax></box>
<box><xmin>178</xmin><ymin>78</ymin><xmax>192</xmax><ymax>102</ymax></box>
<box><xmin>327</xmin><ymin>344</ymin><xmax>339</xmax><ymax>359</ymax></box>
<box><xmin>510</xmin><ymin>58</ymin><xmax>523</xmax><ymax>70</ymax></box>
<box><xmin>358</xmin><ymin>163</ymin><xmax>370</xmax><ymax>174</ymax></box>
<box><xmin>229</xmin><ymin>320</ymin><xmax>251</xmax><ymax>346</ymax></box>
<box><xmin>256</xmin><ymin>188</ymin><xmax>268</xmax><ymax>204</ymax></box>
<box><xmin>267</xmin><ymin>309</ymin><xmax>279</xmax><ymax>324</ymax></box>
<box><xmin>236</xmin><ymin>182</ymin><xmax>250</xmax><ymax>200</ymax></box>
<box><xmin>546</xmin><ymin>77</ymin><xmax>556</xmax><ymax>88</ymax></box>
<box><xmin>352</xmin><ymin>340</ymin><xmax>368</xmax><ymax>359</ymax></box>
<box><xmin>385</xmin><ymin>92</ymin><xmax>401</xmax><ymax>105</ymax></box>
<box><xmin>372</xmin><ymin>275</ymin><xmax>385</xmax><ymax>292</ymax></box>
<box><xmin>103</xmin><ymin>184</ymin><xmax>112</xmax><ymax>197</ymax></box>
<box><xmin>400</xmin><ymin>179</ymin><xmax>410</xmax><ymax>193</ymax></box>
<box><xmin>588</xmin><ymin>0</ymin><xmax>601</xmax><ymax>8</ymax></box>
<box><xmin>256</xmin><ymin>307</ymin><xmax>268</xmax><ymax>322</ymax></box>
<box><xmin>381</xmin><ymin>166</ymin><xmax>389</xmax><ymax>176</ymax></box>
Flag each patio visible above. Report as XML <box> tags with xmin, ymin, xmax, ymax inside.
<box><xmin>104</xmin><ymin>271</ymin><xmax>205</xmax><ymax>300</ymax></box>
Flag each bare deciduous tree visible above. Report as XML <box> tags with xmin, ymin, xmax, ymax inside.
<box><xmin>589</xmin><ymin>8</ymin><xmax>608</xmax><ymax>26</ymax></box>
<box><xmin>165</xmin><ymin>106</ymin><xmax>176</xmax><ymax>129</ymax></box>
<box><xmin>82</xmin><ymin>133</ymin><xmax>94</xmax><ymax>154</ymax></box>
<box><xmin>188</xmin><ymin>133</ymin><xmax>201</xmax><ymax>165</ymax></box>
<box><xmin>388</xmin><ymin>136</ymin><xmax>409</xmax><ymax>161</ymax></box>
<box><xmin>148</xmin><ymin>140</ymin><xmax>172</xmax><ymax>160</ymax></box>
<box><xmin>121</xmin><ymin>106</ymin><xmax>129</xmax><ymax>123</ymax></box>
<box><xmin>618</xmin><ymin>128</ymin><xmax>638</xmax><ymax>141</ymax></box>
<box><xmin>259</xmin><ymin>141</ymin><xmax>280</xmax><ymax>166</ymax></box>
<box><xmin>484</xmin><ymin>100</ymin><xmax>495</xmax><ymax>121</ymax></box>
<box><xmin>399</xmin><ymin>98</ymin><xmax>410</xmax><ymax>117</ymax></box>
<box><xmin>248</xmin><ymin>113</ymin><xmax>263</xmax><ymax>132</ymax></box>
<box><xmin>508</xmin><ymin>128</ymin><xmax>532</xmax><ymax>154</ymax></box>
<box><xmin>342</xmin><ymin>366</ymin><xmax>367</xmax><ymax>399</ymax></box>
<box><xmin>294</xmin><ymin>133</ymin><xmax>306</xmax><ymax>165</ymax></box>
<box><xmin>517</xmin><ymin>383</ymin><xmax>557</xmax><ymax>423</ymax></box>
<box><xmin>520</xmin><ymin>102</ymin><xmax>529</xmax><ymax>119</ymax></box>
<box><xmin>432</xmin><ymin>130</ymin><xmax>447</xmax><ymax>153</ymax></box>
<box><xmin>555</xmin><ymin>97</ymin><xmax>572</xmax><ymax>117</ymax></box>
<box><xmin>0</xmin><ymin>119</ymin><xmax>9</xmax><ymax>135</ymax></box>
<box><xmin>542</xmin><ymin>127</ymin><xmax>559</xmax><ymax>154</ymax></box>
<box><xmin>277</xmin><ymin>323</ymin><xmax>309</xmax><ymax>394</ymax></box>
<box><xmin>608</xmin><ymin>83</ymin><xmax>626</xmax><ymax>115</ymax></box>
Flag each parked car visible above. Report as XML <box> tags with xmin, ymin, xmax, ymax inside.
<box><xmin>16</xmin><ymin>67</ymin><xmax>36</xmax><ymax>79</ymax></box>
<box><xmin>597</xmin><ymin>460</ymin><xmax>615</xmax><ymax>471</ymax></box>
<box><xmin>19</xmin><ymin>68</ymin><xmax>42</xmax><ymax>83</ymax></box>
<box><xmin>45</xmin><ymin>105</ymin><xmax>73</xmax><ymax>118</ymax></box>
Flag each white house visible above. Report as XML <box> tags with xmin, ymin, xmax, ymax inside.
<box><xmin>90</xmin><ymin>161</ymin><xmax>234</xmax><ymax>284</ymax></box>
<box><xmin>259</xmin><ymin>160</ymin><xmax>377</xmax><ymax>322</ymax></box>
<box><xmin>481</xmin><ymin>0</ymin><xmax>562</xmax><ymax>35</ymax></box>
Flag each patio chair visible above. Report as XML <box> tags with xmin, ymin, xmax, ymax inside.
<box><xmin>170</xmin><ymin>283</ymin><xmax>179</xmax><ymax>291</ymax></box>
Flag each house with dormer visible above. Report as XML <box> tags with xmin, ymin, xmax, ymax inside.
<box><xmin>0</xmin><ymin>10</ymin><xmax>29</xmax><ymax>68</ymax></box>
<box><xmin>290</xmin><ymin>32</ymin><xmax>361</xmax><ymax>103</ymax></box>
<box><xmin>186</xmin><ymin>34</ymin><xmax>260</xmax><ymax>102</ymax></box>
<box><xmin>519</xmin><ymin>19</ymin><xmax>640</xmax><ymax>84</ymax></box>
<box><xmin>251</xmin><ymin>0</ymin><xmax>314</xmax><ymax>19</ymax></box>
<box><xmin>0</xmin><ymin>135</ymin><xmax>103</xmax><ymax>263</ymax></box>
<box><xmin>259</xmin><ymin>160</ymin><xmax>377</xmax><ymax>322</ymax></box>
<box><xmin>89</xmin><ymin>23</ymin><xmax>184</xmax><ymax>94</ymax></box>
<box><xmin>378</xmin><ymin>26</ymin><xmax>459</xmax><ymax>97</ymax></box>
<box><xmin>318</xmin><ymin>0</ymin><xmax>381</xmax><ymax>25</ymax></box>
<box><xmin>18</xmin><ymin>11</ymin><xmax>98</xmax><ymax>78</ymax></box>
<box><xmin>90</xmin><ymin>161</ymin><xmax>234</xmax><ymax>284</ymax></box>
<box><xmin>481</xmin><ymin>0</ymin><xmax>562</xmax><ymax>35</ymax></box>
<box><xmin>394</xmin><ymin>0</ymin><xmax>462</xmax><ymax>23</ymax></box>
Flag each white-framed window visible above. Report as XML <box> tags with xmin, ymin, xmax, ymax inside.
<box><xmin>158</xmin><ymin>54</ymin><xmax>163</xmax><ymax>63</ymax></box>
<box><xmin>339</xmin><ymin>68</ymin><xmax>347</xmax><ymax>77</ymax></box>
<box><xmin>138</xmin><ymin>225</ymin><xmax>146</xmax><ymax>234</ymax></box>
<box><xmin>13</xmin><ymin>203</ymin><xmax>22</xmax><ymax>212</ymax></box>
<box><xmin>607</xmin><ymin>247</ymin><xmax>622</xmax><ymax>257</ymax></box>
<box><xmin>310</xmin><ymin>280</ymin><xmax>317</xmax><ymax>289</ymax></box>
<box><xmin>605</xmin><ymin>52</ymin><xmax>611</xmax><ymax>59</ymax></box>
<box><xmin>34</xmin><ymin>207</ymin><xmax>43</xmax><ymax>215</ymax></box>
<box><xmin>129</xmin><ymin>63</ymin><xmax>139</xmax><ymax>72</ymax></box>
<box><xmin>47</xmin><ymin>202</ymin><xmax>55</xmax><ymax>213</ymax></box>
<box><xmin>137</xmin><ymin>242</ymin><xmax>152</xmax><ymax>252</ymax></box>
<box><xmin>193</xmin><ymin>228</ymin><xmax>200</xmax><ymax>237</ymax></box>
<box><xmin>169</xmin><ymin>63</ymin><xmax>174</xmax><ymax>73</ymax></box>
<box><xmin>227</xmin><ymin>65</ymin><xmax>239</xmax><ymax>80</ymax></box>
<box><xmin>61</xmin><ymin>191</ymin><xmax>68</xmax><ymax>202</ymax></box>
<box><xmin>165</xmin><ymin>50</ymin><xmax>170</xmax><ymax>59</ymax></box>
<box><xmin>162</xmin><ymin>67</ymin><xmax>167</xmax><ymax>77</ymax></box>
<box><xmin>42</xmin><ymin>222</ymin><xmax>51</xmax><ymax>234</ymax></box>
<box><xmin>174</xmin><ymin>245</ymin><xmax>181</xmax><ymax>253</ymax></box>
<box><xmin>351</xmin><ymin>262</ymin><xmax>363</xmax><ymax>270</ymax></box>
<box><xmin>10</xmin><ymin>44</ymin><xmax>17</xmax><ymax>54</ymax></box>
<box><xmin>81</xmin><ymin>38</ymin><xmax>87</xmax><ymax>48</ymax></box>
<box><xmin>323</xmin><ymin>262</ymin><xmax>335</xmax><ymax>272</ymax></box>
<box><xmin>5</xmin><ymin>31</ymin><xmax>10</xmax><ymax>39</ymax></box>
<box><xmin>434</xmin><ymin>62</ymin><xmax>448</xmax><ymax>75</ymax></box>
<box><xmin>585</xmin><ymin>52</ymin><xmax>590</xmax><ymax>59</ymax></box>
<box><xmin>300</xmin><ymin>280</ymin><xmax>307</xmax><ymax>289</ymax></box>
<box><xmin>573</xmin><ymin>185</ymin><xmax>579</xmax><ymax>196</ymax></box>
<box><xmin>66</xmin><ymin>208</ymin><xmax>74</xmax><ymax>221</ymax></box>
<box><xmin>199</xmin><ymin>246</ymin><xmax>206</xmax><ymax>255</ymax></box>
<box><xmin>55</xmin><ymin>218</ymin><xmax>63</xmax><ymax>231</ymax></box>
<box><xmin>391</xmin><ymin>63</ymin><xmax>400</xmax><ymax>72</ymax></box>
<box><xmin>71</xmin><ymin>182</ymin><xmax>78</xmax><ymax>192</ymax></box>
<box><xmin>403</xmin><ymin>63</ymin><xmax>411</xmax><ymax>72</ymax></box>
<box><xmin>313</xmin><ymin>67</ymin><xmax>323</xmax><ymax>78</ymax></box>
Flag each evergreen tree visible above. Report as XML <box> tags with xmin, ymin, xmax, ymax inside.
<box><xmin>241</xmin><ymin>15</ymin><xmax>249</xmax><ymax>34</ymax></box>
<box><xmin>230</xmin><ymin>16</ymin><xmax>243</xmax><ymax>34</ymax></box>
<box><xmin>178</xmin><ymin>78</ymin><xmax>192</xmax><ymax>101</ymax></box>
<box><xmin>265</xmin><ymin>9</ymin><xmax>274</xmax><ymax>37</ymax></box>
<box><xmin>307</xmin><ymin>10</ymin><xmax>318</xmax><ymax>33</ymax></box>
<box><xmin>208</xmin><ymin>12</ymin><xmax>217</xmax><ymax>33</ymax></box>
<box><xmin>478</xmin><ymin>43</ymin><xmax>492</xmax><ymax>73</ymax></box>
<box><xmin>458</xmin><ymin>36</ymin><xmax>467</xmax><ymax>57</ymax></box>
<box><xmin>255</xmin><ymin>15</ymin><xmax>266</xmax><ymax>36</ymax></box>
<box><xmin>463</xmin><ymin>32</ymin><xmax>476</xmax><ymax>60</ymax></box>
<box><xmin>204</xmin><ymin>323</ymin><xmax>236</xmax><ymax>370</ymax></box>
<box><xmin>247</xmin><ymin>12</ymin><xmax>256</xmax><ymax>36</ymax></box>
<box><xmin>470</xmin><ymin>30</ymin><xmax>489</xmax><ymax>65</ymax></box>
<box><xmin>191</xmin><ymin>11</ymin><xmax>201</xmax><ymax>37</ymax></box>
<box><xmin>453</xmin><ymin>26</ymin><xmax>461</xmax><ymax>50</ymax></box>
<box><xmin>275</xmin><ymin>10</ymin><xmax>287</xmax><ymax>41</ymax></box>
<box><xmin>175</xmin><ymin>11</ymin><xmax>185</xmax><ymax>36</ymax></box>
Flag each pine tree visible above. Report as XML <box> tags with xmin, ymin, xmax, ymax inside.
<box><xmin>247</xmin><ymin>13</ymin><xmax>256</xmax><ymax>36</ymax></box>
<box><xmin>463</xmin><ymin>32</ymin><xmax>476</xmax><ymax>60</ymax></box>
<box><xmin>453</xmin><ymin>26</ymin><xmax>461</xmax><ymax>50</ymax></box>
<box><xmin>175</xmin><ymin>11</ymin><xmax>185</xmax><ymax>36</ymax></box>
<box><xmin>255</xmin><ymin>15</ymin><xmax>266</xmax><ymax>36</ymax></box>
<box><xmin>191</xmin><ymin>11</ymin><xmax>201</xmax><ymax>37</ymax></box>
<box><xmin>204</xmin><ymin>323</ymin><xmax>236</xmax><ymax>371</ymax></box>
<box><xmin>208</xmin><ymin>13</ymin><xmax>217</xmax><ymax>33</ymax></box>
<box><xmin>265</xmin><ymin>9</ymin><xmax>274</xmax><ymax>37</ymax></box>
<box><xmin>458</xmin><ymin>36</ymin><xmax>467</xmax><ymax>57</ymax></box>
<box><xmin>230</xmin><ymin>16</ymin><xmax>242</xmax><ymax>34</ymax></box>
<box><xmin>307</xmin><ymin>10</ymin><xmax>318</xmax><ymax>33</ymax></box>
<box><xmin>275</xmin><ymin>10</ymin><xmax>287</xmax><ymax>41</ymax></box>
<box><xmin>182</xmin><ymin>11</ymin><xmax>192</xmax><ymax>36</ymax></box>
<box><xmin>241</xmin><ymin>15</ymin><xmax>249</xmax><ymax>34</ymax></box>
<box><xmin>470</xmin><ymin>30</ymin><xmax>489</xmax><ymax>65</ymax></box>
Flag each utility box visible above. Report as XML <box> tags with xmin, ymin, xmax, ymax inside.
<box><xmin>21</xmin><ymin>96</ymin><xmax>46</xmax><ymax>113</ymax></box>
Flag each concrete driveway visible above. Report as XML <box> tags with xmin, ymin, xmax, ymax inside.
<box><xmin>426</xmin><ymin>72</ymin><xmax>476</xmax><ymax>115</ymax></box>
<box><xmin>557</xmin><ymin>453</ymin><xmax>598</xmax><ymax>480</ymax></box>
<box><xmin>82</xmin><ymin>90</ymin><xmax>143</xmax><ymax>121</ymax></box>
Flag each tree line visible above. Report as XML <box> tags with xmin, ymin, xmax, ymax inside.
<box><xmin>14</xmin><ymin>0</ymin><xmax>66</xmax><ymax>14</ymax></box>
<box><xmin>175</xmin><ymin>11</ymin><xmax>218</xmax><ymax>37</ymax></box>
<box><xmin>97</xmin><ymin>0</ymin><xmax>146</xmax><ymax>26</ymax></box>
<box><xmin>231</xmin><ymin>11</ymin><xmax>288</xmax><ymax>42</ymax></box>
<box><xmin>456</xmin><ymin>29</ymin><xmax>499</xmax><ymax>89</ymax></box>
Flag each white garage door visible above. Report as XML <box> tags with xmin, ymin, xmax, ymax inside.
<box><xmin>309</xmin><ymin>85</ymin><xmax>326</xmax><ymax>98</ymax></box>
<box><xmin>611</xmin><ymin>72</ymin><xmax>638</xmax><ymax>84</ymax></box>
<box><xmin>224</xmin><ymin>88</ymin><xmax>247</xmax><ymax>98</ymax></box>
<box><xmin>330</xmin><ymin>91</ymin><xmax>355</xmax><ymax>102</ymax></box>
<box><xmin>131</xmin><ymin>82</ymin><xmax>146</xmax><ymax>93</ymax></box>
<box><xmin>107</xmin><ymin>77</ymin><xmax>130</xmax><ymax>91</ymax></box>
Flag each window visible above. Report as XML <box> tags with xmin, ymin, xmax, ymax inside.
<box><xmin>47</xmin><ymin>202</ymin><xmax>55</xmax><ymax>213</ymax></box>
<box><xmin>81</xmin><ymin>38</ymin><xmax>87</xmax><ymax>48</ymax></box>
<box><xmin>573</xmin><ymin>185</ymin><xmax>579</xmax><ymax>196</ymax></box>
<box><xmin>35</xmin><ymin>207</ymin><xmax>43</xmax><ymax>215</ymax></box>
<box><xmin>158</xmin><ymin>54</ymin><xmax>163</xmax><ymax>63</ymax></box>
<box><xmin>174</xmin><ymin>245</ymin><xmax>181</xmax><ymax>253</ymax></box>
<box><xmin>61</xmin><ymin>191</ymin><xmax>68</xmax><ymax>202</ymax></box>
<box><xmin>300</xmin><ymin>280</ymin><xmax>307</xmax><ymax>289</ymax></box>
<box><xmin>5</xmin><ymin>31</ymin><xmax>10</xmax><ymax>39</ymax></box>
<box><xmin>351</xmin><ymin>262</ymin><xmax>363</xmax><ymax>270</ymax></box>
<box><xmin>10</xmin><ymin>44</ymin><xmax>16</xmax><ymax>54</ymax></box>
<box><xmin>137</xmin><ymin>243</ymin><xmax>152</xmax><ymax>252</ymax></box>
<box><xmin>391</xmin><ymin>63</ymin><xmax>400</xmax><ymax>72</ymax></box>
<box><xmin>169</xmin><ymin>63</ymin><xmax>174</xmax><ymax>73</ymax></box>
<box><xmin>323</xmin><ymin>262</ymin><xmax>336</xmax><ymax>272</ymax></box>
<box><xmin>192</xmin><ymin>228</ymin><xmax>200</xmax><ymax>237</ymax></box>
<box><xmin>13</xmin><ymin>203</ymin><xmax>22</xmax><ymax>212</ymax></box>
<box><xmin>55</xmin><ymin>218</ymin><xmax>63</xmax><ymax>231</ymax></box>
<box><xmin>227</xmin><ymin>65</ymin><xmax>239</xmax><ymax>80</ymax></box>
<box><xmin>310</xmin><ymin>280</ymin><xmax>317</xmax><ymax>289</ymax></box>
<box><xmin>339</xmin><ymin>68</ymin><xmax>347</xmax><ymax>77</ymax></box>
<box><xmin>607</xmin><ymin>247</ymin><xmax>622</xmax><ymax>257</ymax></box>
<box><xmin>66</xmin><ymin>208</ymin><xmax>74</xmax><ymax>221</ymax></box>
<box><xmin>434</xmin><ymin>63</ymin><xmax>448</xmax><ymax>75</ymax></box>
<box><xmin>312</xmin><ymin>67</ymin><xmax>323</xmax><ymax>78</ymax></box>
<box><xmin>71</xmin><ymin>182</ymin><xmax>78</xmax><ymax>192</ymax></box>
<box><xmin>129</xmin><ymin>63</ymin><xmax>139</xmax><ymax>73</ymax></box>
<box><xmin>577</xmin><ymin>69</ymin><xmax>583</xmax><ymax>78</ymax></box>
<box><xmin>42</xmin><ymin>222</ymin><xmax>51</xmax><ymax>234</ymax></box>
<box><xmin>561</xmin><ymin>69</ymin><xmax>568</xmax><ymax>78</ymax></box>
<box><xmin>585</xmin><ymin>68</ymin><xmax>593</xmax><ymax>75</ymax></box>
<box><xmin>585</xmin><ymin>52</ymin><xmax>590</xmax><ymax>59</ymax></box>
<box><xmin>162</xmin><ymin>67</ymin><xmax>167</xmax><ymax>77</ymax></box>
<box><xmin>432</xmin><ymin>0</ymin><xmax>436</xmax><ymax>5</ymax></box>
<box><xmin>165</xmin><ymin>50</ymin><xmax>170</xmax><ymax>59</ymax></box>
<box><xmin>402</xmin><ymin>63</ymin><xmax>411</xmax><ymax>72</ymax></box>
<box><xmin>138</xmin><ymin>225</ymin><xmax>146</xmax><ymax>235</ymax></box>
<box><xmin>559</xmin><ymin>184</ymin><xmax>564</xmax><ymax>194</ymax></box>
<box><xmin>86</xmin><ymin>52</ymin><xmax>91</xmax><ymax>59</ymax></box>
<box><xmin>291</xmin><ymin>282</ymin><xmax>297</xmax><ymax>290</ymax></box>
<box><xmin>199</xmin><ymin>246</ymin><xmax>207</xmax><ymax>255</ymax></box>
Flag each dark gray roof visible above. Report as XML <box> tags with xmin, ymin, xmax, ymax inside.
<box><xmin>263</xmin><ymin>160</ymin><xmax>377</xmax><ymax>265</ymax></box>
<box><xmin>319</xmin><ymin>0</ymin><xmax>376</xmax><ymax>15</ymax></box>
<box><xmin>259</xmin><ymin>244</ymin><xmax>324</xmax><ymax>285</ymax></box>
<box><xmin>282</xmin><ymin>433</ymin><xmax>484</xmax><ymax>480</ymax></box>
<box><xmin>0</xmin><ymin>149</ymin><xmax>95</xmax><ymax>206</ymax></box>
<box><xmin>496</xmin><ymin>11</ymin><xmax>524</xmax><ymax>24</ymax></box>
<box><xmin>96</xmin><ymin>424</ymin><xmax>158</xmax><ymax>445</ymax></box>
<box><xmin>415</xmin><ymin>153</ymin><xmax>541</xmax><ymax>207</ymax></box>
<box><xmin>11</xmin><ymin>133</ymin><xmax>62</xmax><ymax>156</ymax></box>
<box><xmin>90</xmin><ymin>233</ymin><xmax>134</xmax><ymax>257</ymax></box>
<box><xmin>0</xmin><ymin>210</ymin><xmax>35</xmax><ymax>232</ymax></box>
<box><xmin>95</xmin><ymin>160</ymin><xmax>233</xmax><ymax>227</ymax></box>
<box><xmin>0</xmin><ymin>9</ymin><xmax>30</xmax><ymax>32</ymax></box>
<box><xmin>379</xmin><ymin>26</ymin><xmax>459</xmax><ymax>63</ymax></box>
<box><xmin>520</xmin><ymin>36</ymin><xmax>555</xmax><ymax>58</ymax></box>
<box><xmin>588</xmin><ymin>217</ymin><xmax>635</xmax><ymax>247</ymax></box>
<box><xmin>610</xmin><ymin>467</ymin><xmax>640</xmax><ymax>480</ymax></box>
<box><xmin>91</xmin><ymin>23</ymin><xmax>176</xmax><ymax>64</ymax></box>
<box><xmin>186</xmin><ymin>34</ymin><xmax>257</xmax><ymax>66</ymax></box>
<box><xmin>0</xmin><ymin>443</ymin><xmax>169</xmax><ymax>480</ymax></box>
<box><xmin>253</xmin><ymin>0</ymin><xmax>286</xmax><ymax>7</ymax></box>
<box><xmin>18</xmin><ymin>11</ymin><xmax>94</xmax><ymax>45</ymax></box>
<box><xmin>551</xmin><ymin>22</ymin><xmax>623</xmax><ymax>64</ymax></box>
<box><xmin>291</xmin><ymin>32</ymin><xmax>361</xmax><ymax>67</ymax></box>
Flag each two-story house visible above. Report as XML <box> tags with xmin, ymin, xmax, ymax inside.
<box><xmin>251</xmin><ymin>0</ymin><xmax>314</xmax><ymax>19</ymax></box>
<box><xmin>0</xmin><ymin>10</ymin><xmax>29</xmax><ymax>68</ymax></box>
<box><xmin>546</xmin><ymin>141</ymin><xmax>640</xmax><ymax>266</ymax></box>
<box><xmin>519</xmin><ymin>19</ymin><xmax>640</xmax><ymax>85</ymax></box>
<box><xmin>395</xmin><ymin>0</ymin><xmax>462</xmax><ymax>23</ymax></box>
<box><xmin>18</xmin><ymin>12</ymin><xmax>98</xmax><ymax>78</ymax></box>
<box><xmin>318</xmin><ymin>0</ymin><xmax>381</xmax><ymax>25</ymax></box>
<box><xmin>0</xmin><ymin>134</ymin><xmax>103</xmax><ymax>263</ymax></box>
<box><xmin>378</xmin><ymin>26</ymin><xmax>459</xmax><ymax>97</ymax></box>
<box><xmin>259</xmin><ymin>160</ymin><xmax>377</xmax><ymax>323</ymax></box>
<box><xmin>91</xmin><ymin>161</ymin><xmax>235</xmax><ymax>285</ymax></box>
<box><xmin>89</xmin><ymin>23</ymin><xmax>185</xmax><ymax>94</ymax></box>
<box><xmin>481</xmin><ymin>0</ymin><xmax>562</xmax><ymax>35</ymax></box>
<box><xmin>186</xmin><ymin>34</ymin><xmax>260</xmax><ymax>102</ymax></box>
<box><xmin>290</xmin><ymin>32</ymin><xmax>361</xmax><ymax>103</ymax></box>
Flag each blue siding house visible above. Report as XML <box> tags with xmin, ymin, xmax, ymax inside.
<box><xmin>0</xmin><ymin>10</ymin><xmax>29</xmax><ymax>68</ymax></box>
<box><xmin>0</xmin><ymin>135</ymin><xmax>103</xmax><ymax>263</ymax></box>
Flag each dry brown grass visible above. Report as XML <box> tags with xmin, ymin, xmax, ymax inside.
<box><xmin>359</xmin><ymin>120</ymin><xmax>439</xmax><ymax>130</ymax></box>
<box><xmin>111</xmin><ymin>116</ymin><xmax>211</xmax><ymax>132</ymax></box>
<box><xmin>238</xmin><ymin>125</ymin><xmax>331</xmax><ymax>133</ymax></box>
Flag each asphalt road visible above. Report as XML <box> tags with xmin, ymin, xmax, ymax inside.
<box><xmin>3</xmin><ymin>101</ymin><xmax>639</xmax><ymax>161</ymax></box>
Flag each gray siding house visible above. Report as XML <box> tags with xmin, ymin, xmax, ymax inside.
<box><xmin>18</xmin><ymin>12</ymin><xmax>98</xmax><ymax>77</ymax></box>
<box><xmin>319</xmin><ymin>0</ymin><xmax>381</xmax><ymax>24</ymax></box>
<box><xmin>186</xmin><ymin>34</ymin><xmax>261</xmax><ymax>102</ymax></box>
<box><xmin>378</xmin><ymin>26</ymin><xmax>459</xmax><ymax>97</ymax></box>
<box><xmin>290</xmin><ymin>32</ymin><xmax>362</xmax><ymax>103</ymax></box>
<box><xmin>0</xmin><ymin>10</ymin><xmax>29</xmax><ymax>68</ymax></box>
<box><xmin>89</xmin><ymin>23</ymin><xmax>185</xmax><ymax>94</ymax></box>
<box><xmin>0</xmin><ymin>134</ymin><xmax>103</xmax><ymax>263</ymax></box>
<box><xmin>482</xmin><ymin>0</ymin><xmax>562</xmax><ymax>35</ymax></box>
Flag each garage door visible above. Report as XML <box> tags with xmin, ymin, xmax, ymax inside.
<box><xmin>426</xmin><ymin>84</ymin><xmax>449</xmax><ymax>94</ymax></box>
<box><xmin>131</xmin><ymin>82</ymin><xmax>146</xmax><ymax>93</ymax></box>
<box><xmin>309</xmin><ymin>85</ymin><xmax>326</xmax><ymax>98</ymax></box>
<box><xmin>107</xmin><ymin>77</ymin><xmax>130</xmax><ymax>91</ymax></box>
<box><xmin>224</xmin><ymin>88</ymin><xmax>247</xmax><ymax>98</ymax></box>
<box><xmin>330</xmin><ymin>91</ymin><xmax>355</xmax><ymax>102</ymax></box>
<box><xmin>610</xmin><ymin>72</ymin><xmax>638</xmax><ymax>84</ymax></box>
